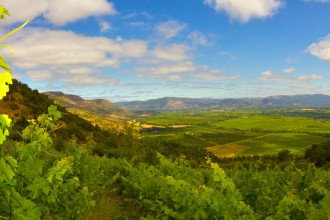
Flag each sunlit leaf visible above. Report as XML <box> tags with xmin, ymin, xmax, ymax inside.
<box><xmin>0</xmin><ymin>71</ymin><xmax>12</xmax><ymax>99</ymax></box>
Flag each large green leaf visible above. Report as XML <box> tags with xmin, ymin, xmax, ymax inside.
<box><xmin>0</xmin><ymin>157</ymin><xmax>16</xmax><ymax>182</ymax></box>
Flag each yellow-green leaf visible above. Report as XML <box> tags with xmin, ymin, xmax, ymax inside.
<box><xmin>0</xmin><ymin>71</ymin><xmax>12</xmax><ymax>99</ymax></box>
<box><xmin>0</xmin><ymin>56</ymin><xmax>11</xmax><ymax>71</ymax></box>
<box><xmin>0</xmin><ymin>6</ymin><xmax>10</xmax><ymax>20</ymax></box>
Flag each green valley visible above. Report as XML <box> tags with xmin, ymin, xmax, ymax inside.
<box><xmin>140</xmin><ymin>109</ymin><xmax>330</xmax><ymax>157</ymax></box>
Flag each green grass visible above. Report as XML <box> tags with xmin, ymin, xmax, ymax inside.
<box><xmin>212</xmin><ymin>116</ymin><xmax>317</xmax><ymax>131</ymax></box>
<box><xmin>296</xmin><ymin>121</ymin><xmax>330</xmax><ymax>134</ymax></box>
<box><xmin>199</xmin><ymin>132</ymin><xmax>260</xmax><ymax>145</ymax></box>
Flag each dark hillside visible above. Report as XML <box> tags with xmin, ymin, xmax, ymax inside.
<box><xmin>0</xmin><ymin>80</ymin><xmax>118</xmax><ymax>147</ymax></box>
<box><xmin>0</xmin><ymin>80</ymin><xmax>53</xmax><ymax>119</ymax></box>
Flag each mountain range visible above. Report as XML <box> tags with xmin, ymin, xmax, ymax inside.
<box><xmin>115</xmin><ymin>94</ymin><xmax>330</xmax><ymax>111</ymax></box>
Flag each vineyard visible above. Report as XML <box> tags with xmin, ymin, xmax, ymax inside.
<box><xmin>1</xmin><ymin>6</ymin><xmax>330</xmax><ymax>219</ymax></box>
<box><xmin>141</xmin><ymin>110</ymin><xmax>330</xmax><ymax>157</ymax></box>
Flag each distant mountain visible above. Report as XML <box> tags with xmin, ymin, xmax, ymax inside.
<box><xmin>44</xmin><ymin>91</ymin><xmax>134</xmax><ymax>119</ymax></box>
<box><xmin>115</xmin><ymin>94</ymin><xmax>330</xmax><ymax>111</ymax></box>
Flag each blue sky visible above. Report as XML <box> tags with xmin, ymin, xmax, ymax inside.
<box><xmin>1</xmin><ymin>0</ymin><xmax>330</xmax><ymax>101</ymax></box>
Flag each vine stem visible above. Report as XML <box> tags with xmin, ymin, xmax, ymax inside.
<box><xmin>0</xmin><ymin>19</ymin><xmax>30</xmax><ymax>53</ymax></box>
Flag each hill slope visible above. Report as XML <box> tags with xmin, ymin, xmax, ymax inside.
<box><xmin>115</xmin><ymin>95</ymin><xmax>330</xmax><ymax>111</ymax></box>
<box><xmin>0</xmin><ymin>80</ymin><xmax>120</xmax><ymax>146</ymax></box>
<box><xmin>44</xmin><ymin>91</ymin><xmax>134</xmax><ymax>119</ymax></box>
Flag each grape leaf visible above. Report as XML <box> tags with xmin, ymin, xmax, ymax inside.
<box><xmin>27</xmin><ymin>178</ymin><xmax>51</xmax><ymax>199</ymax></box>
<box><xmin>48</xmin><ymin>105</ymin><xmax>62</xmax><ymax>121</ymax></box>
<box><xmin>0</xmin><ymin>157</ymin><xmax>15</xmax><ymax>181</ymax></box>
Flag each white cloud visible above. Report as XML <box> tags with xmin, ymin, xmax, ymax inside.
<box><xmin>98</xmin><ymin>19</ymin><xmax>111</xmax><ymax>32</ymax></box>
<box><xmin>46</xmin><ymin>0</ymin><xmax>116</xmax><ymax>25</ymax></box>
<box><xmin>3</xmin><ymin>28</ymin><xmax>148</xmax><ymax>86</ymax></box>
<box><xmin>297</xmin><ymin>74</ymin><xmax>323</xmax><ymax>81</ymax></box>
<box><xmin>259</xmin><ymin>70</ymin><xmax>323</xmax><ymax>83</ymax></box>
<box><xmin>282</xmin><ymin>67</ymin><xmax>295</xmax><ymax>74</ymax></box>
<box><xmin>137</xmin><ymin>61</ymin><xmax>197</xmax><ymax>79</ymax></box>
<box><xmin>0</xmin><ymin>0</ymin><xmax>116</xmax><ymax>25</ymax></box>
<box><xmin>152</xmin><ymin>44</ymin><xmax>191</xmax><ymax>61</ymax></box>
<box><xmin>307</xmin><ymin>35</ymin><xmax>330</xmax><ymax>62</ymax></box>
<box><xmin>156</xmin><ymin>20</ymin><xmax>187</xmax><ymax>39</ymax></box>
<box><xmin>204</xmin><ymin>0</ymin><xmax>283</xmax><ymax>22</ymax></box>
<box><xmin>194</xmin><ymin>67</ymin><xmax>239</xmax><ymax>80</ymax></box>
<box><xmin>69</xmin><ymin>67</ymin><xmax>96</xmax><ymax>75</ymax></box>
<box><xmin>137</xmin><ymin>61</ymin><xmax>239</xmax><ymax>81</ymax></box>
<box><xmin>5</xmin><ymin>28</ymin><xmax>147</xmax><ymax>70</ymax></box>
<box><xmin>61</xmin><ymin>75</ymin><xmax>117</xmax><ymax>85</ymax></box>
<box><xmin>167</xmin><ymin>75</ymin><xmax>184</xmax><ymax>81</ymax></box>
<box><xmin>0</xmin><ymin>0</ymin><xmax>48</xmax><ymax>25</ymax></box>
<box><xmin>188</xmin><ymin>31</ymin><xmax>209</xmax><ymax>46</ymax></box>
<box><xmin>27</xmin><ymin>70</ymin><xmax>52</xmax><ymax>81</ymax></box>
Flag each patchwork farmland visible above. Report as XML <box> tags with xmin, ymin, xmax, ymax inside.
<box><xmin>140</xmin><ymin>109</ymin><xmax>330</xmax><ymax>157</ymax></box>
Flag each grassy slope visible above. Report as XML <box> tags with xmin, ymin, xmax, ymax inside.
<box><xmin>44</xmin><ymin>91</ymin><xmax>134</xmax><ymax>119</ymax></box>
<box><xmin>67</xmin><ymin>107</ymin><xmax>127</xmax><ymax>133</ymax></box>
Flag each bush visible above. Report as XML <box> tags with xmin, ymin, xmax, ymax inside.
<box><xmin>305</xmin><ymin>141</ymin><xmax>330</xmax><ymax>167</ymax></box>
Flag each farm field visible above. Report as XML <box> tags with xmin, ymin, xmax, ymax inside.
<box><xmin>140</xmin><ymin>109</ymin><xmax>330</xmax><ymax>157</ymax></box>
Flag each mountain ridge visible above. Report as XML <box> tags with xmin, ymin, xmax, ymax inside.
<box><xmin>44</xmin><ymin>91</ymin><xmax>134</xmax><ymax>119</ymax></box>
<box><xmin>114</xmin><ymin>94</ymin><xmax>330</xmax><ymax>111</ymax></box>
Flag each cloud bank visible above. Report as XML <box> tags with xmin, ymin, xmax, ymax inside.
<box><xmin>259</xmin><ymin>68</ymin><xmax>323</xmax><ymax>83</ymax></box>
<box><xmin>0</xmin><ymin>0</ymin><xmax>116</xmax><ymax>25</ymax></box>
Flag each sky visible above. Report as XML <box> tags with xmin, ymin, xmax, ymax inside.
<box><xmin>0</xmin><ymin>0</ymin><xmax>330</xmax><ymax>102</ymax></box>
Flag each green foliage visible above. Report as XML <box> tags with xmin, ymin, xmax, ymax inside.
<box><xmin>278</xmin><ymin>149</ymin><xmax>291</xmax><ymax>161</ymax></box>
<box><xmin>1</xmin><ymin>106</ymin><xmax>98</xmax><ymax>219</ymax></box>
<box><xmin>117</xmin><ymin>154</ymin><xmax>254</xmax><ymax>219</ymax></box>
